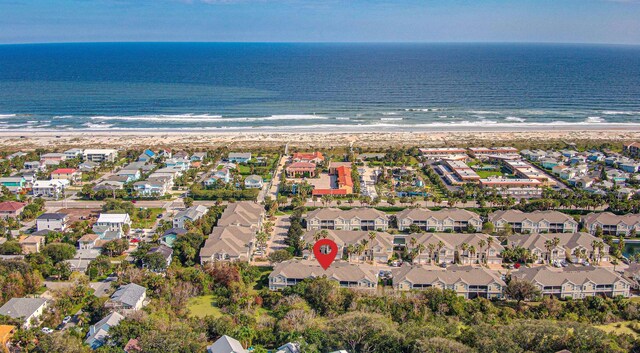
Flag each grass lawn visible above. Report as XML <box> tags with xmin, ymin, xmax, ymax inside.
<box><xmin>187</xmin><ymin>295</ymin><xmax>224</xmax><ymax>318</ymax></box>
<box><xmin>237</xmin><ymin>164</ymin><xmax>251</xmax><ymax>175</ymax></box>
<box><xmin>595</xmin><ymin>321</ymin><xmax>639</xmax><ymax>337</ymax></box>
<box><xmin>476</xmin><ymin>170</ymin><xmax>503</xmax><ymax>178</ymax></box>
<box><xmin>131</xmin><ymin>208</ymin><xmax>163</xmax><ymax>228</ymax></box>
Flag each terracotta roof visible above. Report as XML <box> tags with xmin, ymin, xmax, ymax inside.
<box><xmin>287</xmin><ymin>162</ymin><xmax>316</xmax><ymax>170</ymax></box>
<box><xmin>0</xmin><ymin>201</ymin><xmax>26</xmax><ymax>212</ymax></box>
<box><xmin>312</xmin><ymin>189</ymin><xmax>347</xmax><ymax>196</ymax></box>
<box><xmin>336</xmin><ymin>166</ymin><xmax>353</xmax><ymax>187</ymax></box>
<box><xmin>292</xmin><ymin>151</ymin><xmax>324</xmax><ymax>162</ymax></box>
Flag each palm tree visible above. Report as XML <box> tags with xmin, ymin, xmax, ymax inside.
<box><xmin>460</xmin><ymin>242</ymin><xmax>469</xmax><ymax>264</ymax></box>
<box><xmin>544</xmin><ymin>239</ymin><xmax>554</xmax><ymax>265</ymax></box>
<box><xmin>346</xmin><ymin>244</ymin><xmax>355</xmax><ymax>262</ymax></box>
<box><xmin>427</xmin><ymin>243</ymin><xmax>436</xmax><ymax>264</ymax></box>
<box><xmin>368</xmin><ymin>231</ymin><xmax>377</xmax><ymax>262</ymax></box>
<box><xmin>478</xmin><ymin>239</ymin><xmax>487</xmax><ymax>264</ymax></box>
<box><xmin>486</xmin><ymin>236</ymin><xmax>495</xmax><ymax>264</ymax></box>
<box><xmin>436</xmin><ymin>240</ymin><xmax>445</xmax><ymax>264</ymax></box>
<box><xmin>468</xmin><ymin>245</ymin><xmax>477</xmax><ymax>264</ymax></box>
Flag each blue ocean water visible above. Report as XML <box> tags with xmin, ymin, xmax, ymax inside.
<box><xmin>0</xmin><ymin>42</ymin><xmax>639</xmax><ymax>131</ymax></box>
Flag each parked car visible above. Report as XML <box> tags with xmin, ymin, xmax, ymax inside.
<box><xmin>62</xmin><ymin>316</ymin><xmax>72</xmax><ymax>324</ymax></box>
<box><xmin>41</xmin><ymin>327</ymin><xmax>54</xmax><ymax>334</ymax></box>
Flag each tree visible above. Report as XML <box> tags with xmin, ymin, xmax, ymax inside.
<box><xmin>102</xmin><ymin>239</ymin><xmax>129</xmax><ymax>257</ymax></box>
<box><xmin>42</xmin><ymin>243</ymin><xmax>76</xmax><ymax>262</ymax></box>
<box><xmin>144</xmin><ymin>252</ymin><xmax>168</xmax><ymax>272</ymax></box>
<box><xmin>327</xmin><ymin>312</ymin><xmax>402</xmax><ymax>353</ymax></box>
<box><xmin>0</xmin><ymin>240</ymin><xmax>22</xmax><ymax>255</ymax></box>
<box><xmin>183</xmin><ymin>197</ymin><xmax>194</xmax><ymax>208</ymax></box>
<box><xmin>482</xmin><ymin>222</ymin><xmax>495</xmax><ymax>234</ymax></box>
<box><xmin>267</xmin><ymin>250</ymin><xmax>293</xmax><ymax>263</ymax></box>
<box><xmin>505</xmin><ymin>277</ymin><xmax>540</xmax><ymax>306</ymax></box>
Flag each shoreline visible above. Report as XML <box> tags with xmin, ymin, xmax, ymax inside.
<box><xmin>0</xmin><ymin>126</ymin><xmax>638</xmax><ymax>149</ymax></box>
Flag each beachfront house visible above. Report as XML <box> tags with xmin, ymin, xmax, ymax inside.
<box><xmin>83</xmin><ymin>149</ymin><xmax>118</xmax><ymax>163</ymax></box>
<box><xmin>244</xmin><ymin>175</ymin><xmax>263</xmax><ymax>189</ymax></box>
<box><xmin>228</xmin><ymin>152</ymin><xmax>252</xmax><ymax>163</ymax></box>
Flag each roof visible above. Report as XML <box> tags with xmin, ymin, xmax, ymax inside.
<box><xmin>207</xmin><ymin>335</ymin><xmax>247</xmax><ymax>353</ymax></box>
<box><xmin>174</xmin><ymin>205</ymin><xmax>209</xmax><ymax>222</ymax></box>
<box><xmin>163</xmin><ymin>227</ymin><xmax>188</xmax><ymax>236</ymax></box>
<box><xmin>0</xmin><ymin>298</ymin><xmax>47</xmax><ymax>319</ymax></box>
<box><xmin>508</xmin><ymin>232</ymin><xmax>606</xmax><ymax>253</ymax></box>
<box><xmin>0</xmin><ymin>201</ymin><xmax>26</xmax><ymax>212</ymax></box>
<box><xmin>396</xmin><ymin>208</ymin><xmax>481</xmax><ymax>223</ymax></box>
<box><xmin>150</xmin><ymin>245</ymin><xmax>173</xmax><ymax>260</ymax></box>
<box><xmin>37</xmin><ymin>212</ymin><xmax>67</xmax><ymax>220</ymax></box>
<box><xmin>85</xmin><ymin>312</ymin><xmax>125</xmax><ymax>345</ymax></box>
<box><xmin>200</xmin><ymin>226</ymin><xmax>256</xmax><ymax>259</ymax></box>
<box><xmin>244</xmin><ymin>175</ymin><xmax>262</xmax><ymax>183</ymax></box>
<box><xmin>582</xmin><ymin>212</ymin><xmax>640</xmax><ymax>226</ymax></box>
<box><xmin>312</xmin><ymin>189</ymin><xmax>347</xmax><ymax>196</ymax></box>
<box><xmin>217</xmin><ymin>202</ymin><xmax>264</xmax><ymax>228</ymax></box>
<box><xmin>228</xmin><ymin>152</ymin><xmax>252</xmax><ymax>159</ymax></box>
<box><xmin>410</xmin><ymin>233</ymin><xmax>504</xmax><ymax>253</ymax></box>
<box><xmin>513</xmin><ymin>266</ymin><xmax>629</xmax><ymax>287</ymax></box>
<box><xmin>306</xmin><ymin>207</ymin><xmax>387</xmax><ymax>222</ymax></box>
<box><xmin>51</xmin><ymin>168</ymin><xmax>78</xmax><ymax>174</ymax></box>
<box><xmin>489</xmin><ymin>210</ymin><xmax>576</xmax><ymax>224</ymax></box>
<box><xmin>286</xmin><ymin>162</ymin><xmax>316</xmax><ymax>170</ymax></box>
<box><xmin>270</xmin><ymin>260</ymin><xmax>378</xmax><ymax>284</ymax></box>
<box><xmin>303</xmin><ymin>229</ymin><xmax>394</xmax><ymax>252</ymax></box>
<box><xmin>292</xmin><ymin>151</ymin><xmax>324</xmax><ymax>161</ymax></box>
<box><xmin>79</xmin><ymin>233</ymin><xmax>100</xmax><ymax>243</ymax></box>
<box><xmin>393</xmin><ymin>265</ymin><xmax>505</xmax><ymax>287</ymax></box>
<box><xmin>336</xmin><ymin>166</ymin><xmax>353</xmax><ymax>187</ymax></box>
<box><xmin>84</xmin><ymin>149</ymin><xmax>117</xmax><ymax>154</ymax></box>
<box><xmin>110</xmin><ymin>283</ymin><xmax>146</xmax><ymax>307</ymax></box>
<box><xmin>97</xmin><ymin>213</ymin><xmax>130</xmax><ymax>223</ymax></box>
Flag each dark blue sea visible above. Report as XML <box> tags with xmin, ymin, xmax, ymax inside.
<box><xmin>0</xmin><ymin>42</ymin><xmax>639</xmax><ymax>131</ymax></box>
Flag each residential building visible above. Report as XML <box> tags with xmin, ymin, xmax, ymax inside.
<box><xmin>392</xmin><ymin>265</ymin><xmax>505</xmax><ymax>299</ymax></box>
<box><xmin>79</xmin><ymin>160</ymin><xmax>99</xmax><ymax>172</ymax></box>
<box><xmin>228</xmin><ymin>152</ymin><xmax>253</xmax><ymax>163</ymax></box>
<box><xmin>51</xmin><ymin>168</ymin><xmax>81</xmax><ymax>183</ymax></box>
<box><xmin>85</xmin><ymin>312</ymin><xmax>125</xmax><ymax>350</ymax></box>
<box><xmin>409</xmin><ymin>233</ymin><xmax>503</xmax><ymax>265</ymax></box>
<box><xmin>137</xmin><ymin>149</ymin><xmax>156</xmax><ymax>162</ymax></box>
<box><xmin>335</xmin><ymin>165</ymin><xmax>354</xmax><ymax>194</ymax></box>
<box><xmin>207</xmin><ymin>335</ymin><xmax>248</xmax><ymax>353</ymax></box>
<box><xmin>442</xmin><ymin>159</ymin><xmax>481</xmax><ymax>183</ymax></box>
<box><xmin>145</xmin><ymin>245</ymin><xmax>173</xmax><ymax>270</ymax></box>
<box><xmin>190</xmin><ymin>152</ymin><xmax>207</xmax><ymax>162</ymax></box>
<box><xmin>488</xmin><ymin>210</ymin><xmax>578</xmax><ymax>234</ymax></box>
<box><xmin>286</xmin><ymin>162</ymin><xmax>316</xmax><ymax>178</ymax></box>
<box><xmin>40</xmin><ymin>152</ymin><xmax>66</xmax><ymax>165</ymax></box>
<box><xmin>217</xmin><ymin>202</ymin><xmax>264</xmax><ymax>229</ymax></box>
<box><xmin>479</xmin><ymin>177</ymin><xmax>542</xmax><ymax>189</ymax></box>
<box><xmin>303</xmin><ymin>229</ymin><xmax>394</xmax><ymax>264</ymax></box>
<box><xmin>78</xmin><ymin>234</ymin><xmax>101</xmax><ymax>250</ymax></box>
<box><xmin>0</xmin><ymin>298</ymin><xmax>48</xmax><ymax>329</ymax></box>
<box><xmin>63</xmin><ymin>148</ymin><xmax>83</xmax><ymax>159</ymax></box>
<box><xmin>0</xmin><ymin>177</ymin><xmax>26</xmax><ymax>193</ymax></box>
<box><xmin>32</xmin><ymin>179</ymin><xmax>69</xmax><ymax>198</ymax></box>
<box><xmin>133</xmin><ymin>179</ymin><xmax>169</xmax><ymax>197</ymax></box>
<box><xmin>269</xmin><ymin>260</ymin><xmax>378</xmax><ymax>291</ymax></box>
<box><xmin>18</xmin><ymin>235</ymin><xmax>45</xmax><ymax>254</ymax></box>
<box><xmin>93</xmin><ymin>213</ymin><xmax>132</xmax><ymax>239</ymax></box>
<box><xmin>306</xmin><ymin>208</ymin><xmax>388</xmax><ymax>231</ymax></box>
<box><xmin>106</xmin><ymin>283</ymin><xmax>147</xmax><ymax>311</ymax></box>
<box><xmin>116</xmin><ymin>169</ymin><xmax>142</xmax><ymax>182</ymax></box>
<box><xmin>292</xmin><ymin>151</ymin><xmax>324</xmax><ymax>164</ymax></box>
<box><xmin>506</xmin><ymin>232</ymin><xmax>610</xmax><ymax>264</ymax></box>
<box><xmin>582</xmin><ymin>212</ymin><xmax>640</xmax><ymax>236</ymax></box>
<box><xmin>23</xmin><ymin>160</ymin><xmax>44</xmax><ymax>171</ymax></box>
<box><xmin>512</xmin><ymin>266</ymin><xmax>630</xmax><ymax>299</ymax></box>
<box><xmin>419</xmin><ymin>148</ymin><xmax>468</xmax><ymax>159</ymax></box>
<box><xmin>468</xmin><ymin>147</ymin><xmax>519</xmax><ymax>159</ymax></box>
<box><xmin>204</xmin><ymin>168</ymin><xmax>231</xmax><ymax>186</ymax></box>
<box><xmin>0</xmin><ymin>201</ymin><xmax>26</xmax><ymax>218</ymax></box>
<box><xmin>624</xmin><ymin>142</ymin><xmax>640</xmax><ymax>158</ymax></box>
<box><xmin>502</xmin><ymin>160</ymin><xmax>556</xmax><ymax>186</ymax></box>
<box><xmin>396</xmin><ymin>208</ymin><xmax>482</xmax><ymax>232</ymax></box>
<box><xmin>83</xmin><ymin>149</ymin><xmax>118</xmax><ymax>163</ymax></box>
<box><xmin>199</xmin><ymin>225</ymin><xmax>256</xmax><ymax>263</ymax></box>
<box><xmin>244</xmin><ymin>175</ymin><xmax>263</xmax><ymax>189</ymax></box>
<box><xmin>173</xmin><ymin>205</ymin><xmax>209</xmax><ymax>229</ymax></box>
<box><xmin>36</xmin><ymin>213</ymin><xmax>68</xmax><ymax>232</ymax></box>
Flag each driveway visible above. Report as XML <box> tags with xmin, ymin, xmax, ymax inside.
<box><xmin>266</xmin><ymin>215</ymin><xmax>289</xmax><ymax>254</ymax></box>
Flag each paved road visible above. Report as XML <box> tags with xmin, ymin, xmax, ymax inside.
<box><xmin>266</xmin><ymin>215</ymin><xmax>289</xmax><ymax>254</ymax></box>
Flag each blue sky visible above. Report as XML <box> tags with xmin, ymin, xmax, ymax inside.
<box><xmin>1</xmin><ymin>0</ymin><xmax>639</xmax><ymax>44</ymax></box>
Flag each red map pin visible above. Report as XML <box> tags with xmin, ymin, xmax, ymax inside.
<box><xmin>313</xmin><ymin>238</ymin><xmax>338</xmax><ymax>270</ymax></box>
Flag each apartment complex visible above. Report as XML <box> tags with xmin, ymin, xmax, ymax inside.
<box><xmin>303</xmin><ymin>229</ymin><xmax>394</xmax><ymax>264</ymax></box>
<box><xmin>396</xmin><ymin>208</ymin><xmax>482</xmax><ymax>232</ymax></box>
<box><xmin>512</xmin><ymin>266</ymin><xmax>630</xmax><ymax>299</ymax></box>
<box><xmin>393</xmin><ymin>265</ymin><xmax>505</xmax><ymax>299</ymax></box>
<box><xmin>305</xmin><ymin>208</ymin><xmax>388</xmax><ymax>231</ymax></box>
<box><xmin>268</xmin><ymin>260</ymin><xmax>377</xmax><ymax>291</ymax></box>
<box><xmin>506</xmin><ymin>232</ymin><xmax>609</xmax><ymax>264</ymax></box>
<box><xmin>409</xmin><ymin>233</ymin><xmax>503</xmax><ymax>265</ymax></box>
<box><xmin>582</xmin><ymin>212</ymin><xmax>640</xmax><ymax>236</ymax></box>
<box><xmin>488</xmin><ymin>210</ymin><xmax>578</xmax><ymax>234</ymax></box>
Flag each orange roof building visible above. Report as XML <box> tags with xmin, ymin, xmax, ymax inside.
<box><xmin>0</xmin><ymin>325</ymin><xmax>15</xmax><ymax>353</ymax></box>
<box><xmin>292</xmin><ymin>152</ymin><xmax>324</xmax><ymax>164</ymax></box>
<box><xmin>336</xmin><ymin>166</ymin><xmax>354</xmax><ymax>194</ymax></box>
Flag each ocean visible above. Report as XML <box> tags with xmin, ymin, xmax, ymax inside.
<box><xmin>0</xmin><ymin>42</ymin><xmax>639</xmax><ymax>131</ymax></box>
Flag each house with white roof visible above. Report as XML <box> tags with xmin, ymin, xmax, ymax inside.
<box><xmin>32</xmin><ymin>179</ymin><xmax>69</xmax><ymax>198</ymax></box>
<box><xmin>207</xmin><ymin>335</ymin><xmax>248</xmax><ymax>353</ymax></box>
<box><xmin>92</xmin><ymin>213</ymin><xmax>132</xmax><ymax>239</ymax></box>
<box><xmin>83</xmin><ymin>149</ymin><xmax>118</xmax><ymax>163</ymax></box>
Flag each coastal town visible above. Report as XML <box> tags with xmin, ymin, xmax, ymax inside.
<box><xmin>1</xmin><ymin>141</ymin><xmax>640</xmax><ymax>352</ymax></box>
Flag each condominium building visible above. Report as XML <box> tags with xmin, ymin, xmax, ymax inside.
<box><xmin>506</xmin><ymin>232</ymin><xmax>609</xmax><ymax>264</ymax></box>
<box><xmin>303</xmin><ymin>229</ymin><xmax>394</xmax><ymax>264</ymax></box>
<box><xmin>305</xmin><ymin>208</ymin><xmax>388</xmax><ymax>231</ymax></box>
<box><xmin>408</xmin><ymin>233</ymin><xmax>503</xmax><ymax>265</ymax></box>
<box><xmin>396</xmin><ymin>208</ymin><xmax>482</xmax><ymax>232</ymax></box>
<box><xmin>488</xmin><ymin>210</ymin><xmax>578</xmax><ymax>234</ymax></box>
<box><xmin>268</xmin><ymin>260</ymin><xmax>378</xmax><ymax>291</ymax></box>
<box><xmin>582</xmin><ymin>212</ymin><xmax>640</xmax><ymax>236</ymax></box>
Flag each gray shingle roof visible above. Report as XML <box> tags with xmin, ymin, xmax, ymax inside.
<box><xmin>306</xmin><ymin>207</ymin><xmax>387</xmax><ymax>221</ymax></box>
<box><xmin>0</xmin><ymin>298</ymin><xmax>47</xmax><ymax>319</ymax></box>
<box><xmin>269</xmin><ymin>260</ymin><xmax>378</xmax><ymax>283</ymax></box>
<box><xmin>489</xmin><ymin>210</ymin><xmax>576</xmax><ymax>224</ymax></box>
<box><xmin>513</xmin><ymin>265</ymin><xmax>629</xmax><ymax>286</ymax></box>
<box><xmin>207</xmin><ymin>335</ymin><xmax>247</xmax><ymax>353</ymax></box>
<box><xmin>37</xmin><ymin>213</ymin><xmax>67</xmax><ymax>220</ymax></box>
<box><xmin>110</xmin><ymin>283</ymin><xmax>146</xmax><ymax>308</ymax></box>
<box><xmin>396</xmin><ymin>208</ymin><xmax>481</xmax><ymax>222</ymax></box>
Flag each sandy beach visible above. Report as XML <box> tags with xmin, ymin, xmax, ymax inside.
<box><xmin>0</xmin><ymin>126</ymin><xmax>639</xmax><ymax>150</ymax></box>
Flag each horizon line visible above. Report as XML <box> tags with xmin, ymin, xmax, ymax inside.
<box><xmin>1</xmin><ymin>40</ymin><xmax>640</xmax><ymax>47</ymax></box>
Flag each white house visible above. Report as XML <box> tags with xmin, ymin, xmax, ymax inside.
<box><xmin>93</xmin><ymin>213</ymin><xmax>132</xmax><ymax>239</ymax></box>
<box><xmin>32</xmin><ymin>179</ymin><xmax>69</xmax><ymax>198</ymax></box>
<box><xmin>36</xmin><ymin>213</ymin><xmax>69</xmax><ymax>232</ymax></box>
<box><xmin>83</xmin><ymin>149</ymin><xmax>118</xmax><ymax>163</ymax></box>
<box><xmin>0</xmin><ymin>298</ymin><xmax>48</xmax><ymax>328</ymax></box>
<box><xmin>244</xmin><ymin>175</ymin><xmax>263</xmax><ymax>189</ymax></box>
<box><xmin>173</xmin><ymin>205</ymin><xmax>209</xmax><ymax>229</ymax></box>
